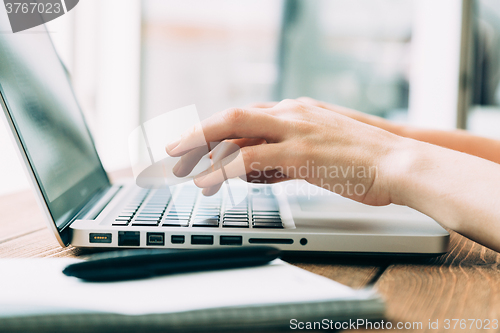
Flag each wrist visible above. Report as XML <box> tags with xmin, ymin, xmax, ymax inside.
<box><xmin>378</xmin><ymin>136</ymin><xmax>424</xmax><ymax>207</ymax></box>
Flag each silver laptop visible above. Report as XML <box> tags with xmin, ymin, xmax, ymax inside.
<box><xmin>0</xmin><ymin>19</ymin><xmax>449</xmax><ymax>255</ymax></box>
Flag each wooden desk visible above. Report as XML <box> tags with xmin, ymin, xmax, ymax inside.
<box><xmin>1</xmin><ymin>171</ymin><xmax>498</xmax><ymax>332</ymax></box>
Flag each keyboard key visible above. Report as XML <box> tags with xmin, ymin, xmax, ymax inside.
<box><xmin>197</xmin><ymin>215</ymin><xmax>220</xmax><ymax>219</ymax></box>
<box><xmin>169</xmin><ymin>205</ymin><xmax>194</xmax><ymax>209</ymax></box>
<box><xmin>252</xmin><ymin>222</ymin><xmax>283</xmax><ymax>228</ymax></box>
<box><xmin>136</xmin><ymin>215</ymin><xmax>162</xmax><ymax>220</ymax></box>
<box><xmin>224</xmin><ymin>212</ymin><xmax>248</xmax><ymax>215</ymax></box>
<box><xmin>135</xmin><ymin>217</ymin><xmax>161</xmax><ymax>222</ymax></box>
<box><xmin>142</xmin><ymin>205</ymin><xmax>165</xmax><ymax>209</ymax></box>
<box><xmin>120</xmin><ymin>212</ymin><xmax>137</xmax><ymax>216</ymax></box>
<box><xmin>223</xmin><ymin>220</ymin><xmax>249</xmax><ymax>228</ymax></box>
<box><xmin>170</xmin><ymin>206</ymin><xmax>193</xmax><ymax>212</ymax></box>
<box><xmin>197</xmin><ymin>207</ymin><xmax>221</xmax><ymax>211</ymax></box>
<box><xmin>112</xmin><ymin>219</ymin><xmax>130</xmax><ymax>226</ymax></box>
<box><xmin>196</xmin><ymin>212</ymin><xmax>220</xmax><ymax>217</ymax></box>
<box><xmin>252</xmin><ymin>216</ymin><xmax>281</xmax><ymax>220</ymax></box>
<box><xmin>162</xmin><ymin>219</ymin><xmax>189</xmax><ymax>227</ymax></box>
<box><xmin>132</xmin><ymin>220</ymin><xmax>159</xmax><ymax>226</ymax></box>
<box><xmin>169</xmin><ymin>209</ymin><xmax>192</xmax><ymax>213</ymax></box>
<box><xmin>165</xmin><ymin>214</ymin><xmax>191</xmax><ymax>219</ymax></box>
<box><xmin>223</xmin><ymin>217</ymin><xmax>248</xmax><ymax>222</ymax></box>
<box><xmin>253</xmin><ymin>217</ymin><xmax>282</xmax><ymax>222</ymax></box>
<box><xmin>140</xmin><ymin>209</ymin><xmax>164</xmax><ymax>214</ymax></box>
<box><xmin>224</xmin><ymin>214</ymin><xmax>248</xmax><ymax>218</ymax></box>
<box><xmin>252</xmin><ymin>211</ymin><xmax>280</xmax><ymax>215</ymax></box>
<box><xmin>193</xmin><ymin>216</ymin><xmax>219</xmax><ymax>221</ymax></box>
<box><xmin>192</xmin><ymin>218</ymin><xmax>219</xmax><ymax>227</ymax></box>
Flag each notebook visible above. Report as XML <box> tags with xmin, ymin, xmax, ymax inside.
<box><xmin>0</xmin><ymin>258</ymin><xmax>384</xmax><ymax>332</ymax></box>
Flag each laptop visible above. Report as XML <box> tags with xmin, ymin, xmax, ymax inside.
<box><xmin>0</xmin><ymin>17</ymin><xmax>449</xmax><ymax>255</ymax></box>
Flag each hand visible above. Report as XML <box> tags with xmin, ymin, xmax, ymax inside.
<box><xmin>249</xmin><ymin>97</ymin><xmax>404</xmax><ymax>135</ymax></box>
<box><xmin>166</xmin><ymin>99</ymin><xmax>404</xmax><ymax>206</ymax></box>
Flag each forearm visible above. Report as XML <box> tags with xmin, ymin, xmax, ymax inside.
<box><xmin>362</xmin><ymin>118</ymin><xmax>500</xmax><ymax>164</ymax></box>
<box><xmin>397</xmin><ymin>126</ymin><xmax>500</xmax><ymax>164</ymax></box>
<box><xmin>387</xmin><ymin>138</ymin><xmax>500</xmax><ymax>252</ymax></box>
<box><xmin>298</xmin><ymin>97</ymin><xmax>500</xmax><ymax>164</ymax></box>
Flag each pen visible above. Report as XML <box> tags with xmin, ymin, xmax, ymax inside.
<box><xmin>63</xmin><ymin>246</ymin><xmax>281</xmax><ymax>282</ymax></box>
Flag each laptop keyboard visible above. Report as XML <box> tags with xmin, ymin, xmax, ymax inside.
<box><xmin>113</xmin><ymin>185</ymin><xmax>284</xmax><ymax>229</ymax></box>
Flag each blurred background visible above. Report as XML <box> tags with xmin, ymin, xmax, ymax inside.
<box><xmin>1</xmin><ymin>0</ymin><xmax>500</xmax><ymax>195</ymax></box>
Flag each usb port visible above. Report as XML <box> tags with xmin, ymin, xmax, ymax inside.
<box><xmin>118</xmin><ymin>231</ymin><xmax>140</xmax><ymax>246</ymax></box>
<box><xmin>191</xmin><ymin>235</ymin><xmax>213</xmax><ymax>245</ymax></box>
<box><xmin>220</xmin><ymin>236</ymin><xmax>242</xmax><ymax>246</ymax></box>
<box><xmin>89</xmin><ymin>233</ymin><xmax>112</xmax><ymax>244</ymax></box>
<box><xmin>147</xmin><ymin>232</ymin><xmax>165</xmax><ymax>246</ymax></box>
<box><xmin>171</xmin><ymin>235</ymin><xmax>185</xmax><ymax>244</ymax></box>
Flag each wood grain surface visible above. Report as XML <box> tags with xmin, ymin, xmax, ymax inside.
<box><xmin>1</xmin><ymin>170</ymin><xmax>498</xmax><ymax>332</ymax></box>
<box><xmin>370</xmin><ymin>231</ymin><xmax>500</xmax><ymax>332</ymax></box>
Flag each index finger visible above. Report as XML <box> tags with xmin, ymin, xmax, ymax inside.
<box><xmin>166</xmin><ymin>108</ymin><xmax>284</xmax><ymax>157</ymax></box>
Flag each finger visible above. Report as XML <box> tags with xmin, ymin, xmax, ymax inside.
<box><xmin>193</xmin><ymin>144</ymin><xmax>283</xmax><ymax>188</ymax></box>
<box><xmin>210</xmin><ymin>138</ymin><xmax>266</xmax><ymax>161</ymax></box>
<box><xmin>222</xmin><ymin>138</ymin><xmax>267</xmax><ymax>149</ymax></box>
<box><xmin>201</xmin><ymin>183</ymin><xmax>223</xmax><ymax>196</ymax></box>
<box><xmin>200</xmin><ymin>139</ymin><xmax>267</xmax><ymax>195</ymax></box>
<box><xmin>245</xmin><ymin>101</ymin><xmax>278</xmax><ymax>109</ymax></box>
<box><xmin>166</xmin><ymin>108</ymin><xmax>284</xmax><ymax>157</ymax></box>
<box><xmin>172</xmin><ymin>145</ymin><xmax>210</xmax><ymax>177</ymax></box>
<box><xmin>173</xmin><ymin>138</ymin><xmax>266</xmax><ymax>178</ymax></box>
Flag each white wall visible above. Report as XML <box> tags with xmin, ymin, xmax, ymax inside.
<box><xmin>0</xmin><ymin>0</ymin><xmax>141</xmax><ymax>195</ymax></box>
<box><xmin>408</xmin><ymin>0</ymin><xmax>464</xmax><ymax>130</ymax></box>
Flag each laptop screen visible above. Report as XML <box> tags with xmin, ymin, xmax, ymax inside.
<box><xmin>0</xmin><ymin>12</ymin><xmax>110</xmax><ymax>230</ymax></box>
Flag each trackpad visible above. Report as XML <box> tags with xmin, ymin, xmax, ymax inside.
<box><xmin>296</xmin><ymin>195</ymin><xmax>415</xmax><ymax>215</ymax></box>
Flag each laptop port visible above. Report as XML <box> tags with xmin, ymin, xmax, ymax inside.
<box><xmin>191</xmin><ymin>235</ymin><xmax>213</xmax><ymax>245</ymax></box>
<box><xmin>220</xmin><ymin>236</ymin><xmax>242</xmax><ymax>246</ymax></box>
<box><xmin>248</xmin><ymin>238</ymin><xmax>293</xmax><ymax>245</ymax></box>
<box><xmin>171</xmin><ymin>235</ymin><xmax>185</xmax><ymax>244</ymax></box>
<box><xmin>147</xmin><ymin>232</ymin><xmax>165</xmax><ymax>246</ymax></box>
<box><xmin>89</xmin><ymin>233</ymin><xmax>112</xmax><ymax>244</ymax></box>
<box><xmin>118</xmin><ymin>231</ymin><xmax>140</xmax><ymax>246</ymax></box>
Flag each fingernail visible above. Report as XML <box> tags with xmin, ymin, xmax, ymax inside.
<box><xmin>172</xmin><ymin>161</ymin><xmax>182</xmax><ymax>176</ymax></box>
<box><xmin>166</xmin><ymin>137</ymin><xmax>181</xmax><ymax>153</ymax></box>
<box><xmin>194</xmin><ymin>172</ymin><xmax>209</xmax><ymax>184</ymax></box>
<box><xmin>201</xmin><ymin>188</ymin><xmax>212</xmax><ymax>196</ymax></box>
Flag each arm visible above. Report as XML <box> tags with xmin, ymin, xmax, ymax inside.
<box><xmin>388</xmin><ymin>138</ymin><xmax>500</xmax><ymax>252</ymax></box>
<box><xmin>291</xmin><ymin>97</ymin><xmax>500</xmax><ymax>164</ymax></box>
<box><xmin>167</xmin><ymin>99</ymin><xmax>500</xmax><ymax>252</ymax></box>
<box><xmin>399</xmin><ymin>127</ymin><xmax>500</xmax><ymax>164</ymax></box>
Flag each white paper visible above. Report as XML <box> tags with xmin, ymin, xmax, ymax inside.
<box><xmin>0</xmin><ymin>259</ymin><xmax>376</xmax><ymax>316</ymax></box>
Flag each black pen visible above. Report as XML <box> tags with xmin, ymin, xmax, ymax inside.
<box><xmin>63</xmin><ymin>246</ymin><xmax>281</xmax><ymax>282</ymax></box>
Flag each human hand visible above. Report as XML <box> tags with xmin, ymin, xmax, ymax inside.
<box><xmin>248</xmin><ymin>97</ymin><xmax>403</xmax><ymax>135</ymax></box>
<box><xmin>165</xmin><ymin>99</ymin><xmax>404</xmax><ymax>206</ymax></box>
